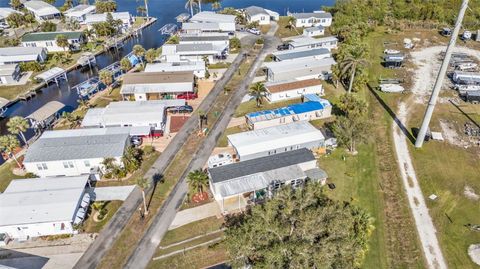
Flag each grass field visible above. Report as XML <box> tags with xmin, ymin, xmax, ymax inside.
<box><xmin>0</xmin><ymin>160</ymin><xmax>26</xmax><ymax>192</ymax></box>
<box><xmin>407</xmin><ymin>102</ymin><xmax>480</xmax><ymax>268</ymax></box>
<box><xmin>82</xmin><ymin>201</ymin><xmax>123</xmax><ymax>233</ymax></box>
<box><xmin>275</xmin><ymin>16</ymin><xmax>303</xmax><ymax>39</ymax></box>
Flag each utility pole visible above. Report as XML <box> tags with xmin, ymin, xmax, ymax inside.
<box><xmin>415</xmin><ymin>0</ymin><xmax>469</xmax><ymax>148</ymax></box>
<box><xmin>144</xmin><ymin>0</ymin><xmax>149</xmax><ymax>18</ymax></box>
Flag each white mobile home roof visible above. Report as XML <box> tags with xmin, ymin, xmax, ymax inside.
<box><xmin>64</xmin><ymin>5</ymin><xmax>96</xmax><ymax>17</ymax></box>
<box><xmin>24</xmin><ymin>127</ymin><xmax>130</xmax><ymax>163</ymax></box>
<box><xmin>81</xmin><ymin>101</ymin><xmax>166</xmax><ymax>127</ymax></box>
<box><xmin>145</xmin><ymin>61</ymin><xmax>205</xmax><ymax>73</ymax></box>
<box><xmin>182</xmin><ymin>22</ymin><xmax>221</xmax><ymax>31</ymax></box>
<box><xmin>0</xmin><ymin>176</ymin><xmax>89</xmax><ymax>226</ymax></box>
<box><xmin>288</xmin><ymin>36</ymin><xmax>338</xmax><ymax>47</ymax></box>
<box><xmin>290</xmin><ymin>11</ymin><xmax>332</xmax><ymax>20</ymax></box>
<box><xmin>265</xmin><ymin>57</ymin><xmax>336</xmax><ymax>74</ymax></box>
<box><xmin>24</xmin><ymin>0</ymin><xmax>60</xmax><ymax>17</ymax></box>
<box><xmin>190</xmin><ymin>11</ymin><xmax>235</xmax><ymax>23</ymax></box>
<box><xmin>227</xmin><ymin>121</ymin><xmax>325</xmax><ymax>157</ymax></box>
<box><xmin>273</xmin><ymin>47</ymin><xmax>330</xmax><ymax>61</ymax></box>
<box><xmin>0</xmin><ymin>47</ymin><xmax>45</xmax><ymax>63</ymax></box>
<box><xmin>0</xmin><ymin>64</ymin><xmax>18</xmax><ymax>76</ymax></box>
<box><xmin>0</xmin><ymin>8</ymin><xmax>19</xmax><ymax>19</ymax></box>
<box><xmin>84</xmin><ymin>12</ymin><xmax>131</xmax><ymax>24</ymax></box>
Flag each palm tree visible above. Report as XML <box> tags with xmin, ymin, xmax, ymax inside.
<box><xmin>99</xmin><ymin>70</ymin><xmax>113</xmax><ymax>86</ymax></box>
<box><xmin>136</xmin><ymin>5</ymin><xmax>146</xmax><ymax>17</ymax></box>
<box><xmin>0</xmin><ymin>135</ymin><xmax>21</xmax><ymax>168</ymax></box>
<box><xmin>122</xmin><ymin>146</ymin><xmax>142</xmax><ymax>173</ymax></box>
<box><xmin>211</xmin><ymin>1</ymin><xmax>221</xmax><ymax>11</ymax></box>
<box><xmin>9</xmin><ymin>0</ymin><xmax>21</xmax><ymax>10</ymax></box>
<box><xmin>144</xmin><ymin>48</ymin><xmax>157</xmax><ymax>63</ymax></box>
<box><xmin>340</xmin><ymin>46</ymin><xmax>368</xmax><ymax>93</ymax></box>
<box><xmin>287</xmin><ymin>16</ymin><xmax>300</xmax><ymax>35</ymax></box>
<box><xmin>136</xmin><ymin>177</ymin><xmax>150</xmax><ymax>215</ymax></box>
<box><xmin>61</xmin><ymin>112</ymin><xmax>81</xmax><ymax>128</ymax></box>
<box><xmin>132</xmin><ymin>44</ymin><xmax>146</xmax><ymax>64</ymax></box>
<box><xmin>55</xmin><ymin>34</ymin><xmax>70</xmax><ymax>55</ymax></box>
<box><xmin>120</xmin><ymin>57</ymin><xmax>132</xmax><ymax>72</ymax></box>
<box><xmin>6</xmin><ymin>13</ymin><xmax>22</xmax><ymax>38</ymax></box>
<box><xmin>202</xmin><ymin>55</ymin><xmax>210</xmax><ymax>66</ymax></box>
<box><xmin>249</xmin><ymin>82</ymin><xmax>267</xmax><ymax>107</ymax></box>
<box><xmin>77</xmin><ymin>99</ymin><xmax>91</xmax><ymax>111</ymax></box>
<box><xmin>186</xmin><ymin>169</ymin><xmax>209</xmax><ymax>195</ymax></box>
<box><xmin>6</xmin><ymin>116</ymin><xmax>29</xmax><ymax>146</ymax></box>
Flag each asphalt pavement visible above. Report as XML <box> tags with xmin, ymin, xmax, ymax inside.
<box><xmin>122</xmin><ymin>22</ymin><xmax>281</xmax><ymax>269</ymax></box>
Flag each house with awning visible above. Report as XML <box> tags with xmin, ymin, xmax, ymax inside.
<box><xmin>120</xmin><ymin>71</ymin><xmax>195</xmax><ymax>101</ymax></box>
<box><xmin>208</xmin><ymin>148</ymin><xmax>328</xmax><ymax>213</ymax></box>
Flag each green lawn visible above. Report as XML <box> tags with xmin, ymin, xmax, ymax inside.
<box><xmin>0</xmin><ymin>161</ymin><xmax>24</xmax><ymax>192</ymax></box>
<box><xmin>82</xmin><ymin>201</ymin><xmax>123</xmax><ymax>233</ymax></box>
<box><xmin>160</xmin><ymin>217</ymin><xmax>224</xmax><ymax>247</ymax></box>
<box><xmin>216</xmin><ymin>126</ymin><xmax>244</xmax><ymax>147</ymax></box>
<box><xmin>275</xmin><ymin>16</ymin><xmax>303</xmax><ymax>39</ymax></box>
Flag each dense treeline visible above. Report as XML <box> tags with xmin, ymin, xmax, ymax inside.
<box><xmin>328</xmin><ymin>0</ymin><xmax>480</xmax><ymax>41</ymax></box>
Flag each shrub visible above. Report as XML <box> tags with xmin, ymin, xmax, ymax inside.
<box><xmin>19</xmin><ymin>61</ymin><xmax>43</xmax><ymax>72</ymax></box>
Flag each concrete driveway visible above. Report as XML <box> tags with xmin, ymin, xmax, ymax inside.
<box><xmin>86</xmin><ymin>186</ymin><xmax>136</xmax><ymax>201</ymax></box>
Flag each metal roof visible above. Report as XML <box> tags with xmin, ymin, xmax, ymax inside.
<box><xmin>179</xmin><ymin>35</ymin><xmax>229</xmax><ymax>42</ymax></box>
<box><xmin>273</xmin><ymin>48</ymin><xmax>330</xmax><ymax>61</ymax></box>
<box><xmin>23</xmin><ymin>127</ymin><xmax>130</xmax><ymax>163</ymax></box>
<box><xmin>84</xmin><ymin>12</ymin><xmax>131</xmax><ymax>24</ymax></box>
<box><xmin>145</xmin><ymin>62</ymin><xmax>205</xmax><ymax>73</ymax></box>
<box><xmin>0</xmin><ymin>46</ymin><xmax>45</xmax><ymax>57</ymax></box>
<box><xmin>23</xmin><ymin>0</ymin><xmax>60</xmax><ymax>16</ymax></box>
<box><xmin>26</xmin><ymin>101</ymin><xmax>65</xmax><ymax>122</ymax></box>
<box><xmin>288</xmin><ymin>36</ymin><xmax>338</xmax><ymax>47</ymax></box>
<box><xmin>209</xmin><ymin>148</ymin><xmax>315</xmax><ymax>184</ymax></box>
<box><xmin>81</xmin><ymin>101</ymin><xmax>166</xmax><ymax>128</ymax></box>
<box><xmin>34</xmin><ymin>67</ymin><xmax>65</xmax><ymax>81</ymax></box>
<box><xmin>0</xmin><ymin>7</ymin><xmax>19</xmax><ymax>19</ymax></box>
<box><xmin>0</xmin><ymin>176</ymin><xmax>89</xmax><ymax>226</ymax></box>
<box><xmin>265</xmin><ymin>57</ymin><xmax>336</xmax><ymax>74</ymax></box>
<box><xmin>244</xmin><ymin>6</ymin><xmax>269</xmax><ymax>16</ymax></box>
<box><xmin>22</xmin><ymin>31</ymin><xmax>83</xmax><ymax>42</ymax></box>
<box><xmin>227</xmin><ymin>121</ymin><xmax>325</xmax><ymax>158</ymax></box>
<box><xmin>265</xmin><ymin>78</ymin><xmax>323</xmax><ymax>93</ymax></box>
<box><xmin>176</xmin><ymin>43</ymin><xmax>215</xmax><ymax>52</ymax></box>
<box><xmin>0</xmin><ymin>64</ymin><xmax>18</xmax><ymax>76</ymax></box>
<box><xmin>290</xmin><ymin>12</ymin><xmax>332</xmax><ymax>20</ymax></box>
<box><xmin>304</xmin><ymin>25</ymin><xmax>325</xmax><ymax>32</ymax></box>
<box><xmin>190</xmin><ymin>11</ymin><xmax>236</xmax><ymax>23</ymax></box>
<box><xmin>182</xmin><ymin>22</ymin><xmax>221</xmax><ymax>31</ymax></box>
<box><xmin>64</xmin><ymin>4</ymin><xmax>95</xmax><ymax>17</ymax></box>
<box><xmin>246</xmin><ymin>100</ymin><xmax>331</xmax><ymax>123</ymax></box>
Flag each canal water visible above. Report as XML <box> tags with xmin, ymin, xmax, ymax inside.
<box><xmin>0</xmin><ymin>0</ymin><xmax>333</xmax><ymax>162</ymax></box>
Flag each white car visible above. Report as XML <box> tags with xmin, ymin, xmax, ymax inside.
<box><xmin>247</xmin><ymin>28</ymin><xmax>261</xmax><ymax>35</ymax></box>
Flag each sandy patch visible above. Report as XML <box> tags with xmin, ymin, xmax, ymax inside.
<box><xmin>464</xmin><ymin>185</ymin><xmax>480</xmax><ymax>201</ymax></box>
<box><xmin>468</xmin><ymin>244</ymin><xmax>480</xmax><ymax>266</ymax></box>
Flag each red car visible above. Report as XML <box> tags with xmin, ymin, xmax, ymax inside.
<box><xmin>177</xmin><ymin>93</ymin><xmax>198</xmax><ymax>100</ymax></box>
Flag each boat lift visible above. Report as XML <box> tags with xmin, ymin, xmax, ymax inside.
<box><xmin>35</xmin><ymin>67</ymin><xmax>68</xmax><ymax>86</ymax></box>
<box><xmin>100</xmin><ymin>61</ymin><xmax>124</xmax><ymax>80</ymax></box>
<box><xmin>72</xmin><ymin>77</ymin><xmax>101</xmax><ymax>98</ymax></box>
<box><xmin>77</xmin><ymin>52</ymin><xmax>97</xmax><ymax>69</ymax></box>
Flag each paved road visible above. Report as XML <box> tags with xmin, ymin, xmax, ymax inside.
<box><xmin>74</xmin><ymin>32</ymin><xmax>261</xmax><ymax>269</ymax></box>
<box><xmin>123</xmin><ymin>23</ymin><xmax>280</xmax><ymax>269</ymax></box>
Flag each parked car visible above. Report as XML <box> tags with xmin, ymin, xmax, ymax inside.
<box><xmin>247</xmin><ymin>28</ymin><xmax>261</xmax><ymax>35</ymax></box>
<box><xmin>131</xmin><ymin>136</ymin><xmax>143</xmax><ymax>146</ymax></box>
<box><xmin>177</xmin><ymin>93</ymin><xmax>198</xmax><ymax>100</ymax></box>
<box><xmin>277</xmin><ymin>43</ymin><xmax>290</xmax><ymax>50</ymax></box>
<box><xmin>169</xmin><ymin>105</ymin><xmax>194</xmax><ymax>114</ymax></box>
<box><xmin>215</xmin><ymin>55</ymin><xmax>227</xmax><ymax>60</ymax></box>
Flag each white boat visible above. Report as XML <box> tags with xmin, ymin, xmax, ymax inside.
<box><xmin>384</xmin><ymin>49</ymin><xmax>401</xmax><ymax>54</ymax></box>
<box><xmin>456</xmin><ymin>62</ymin><xmax>478</xmax><ymax>71</ymax></box>
<box><xmin>379</xmin><ymin>84</ymin><xmax>404</xmax><ymax>93</ymax></box>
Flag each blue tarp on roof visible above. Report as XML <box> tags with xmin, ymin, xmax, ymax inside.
<box><xmin>246</xmin><ymin>99</ymin><xmax>331</xmax><ymax>123</ymax></box>
<box><xmin>128</xmin><ymin>55</ymin><xmax>140</xmax><ymax>66</ymax></box>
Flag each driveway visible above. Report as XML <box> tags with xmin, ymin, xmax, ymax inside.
<box><xmin>86</xmin><ymin>186</ymin><xmax>135</xmax><ymax>201</ymax></box>
<box><xmin>168</xmin><ymin>202</ymin><xmax>221</xmax><ymax>230</ymax></box>
<box><xmin>122</xmin><ymin>21</ymin><xmax>281</xmax><ymax>269</ymax></box>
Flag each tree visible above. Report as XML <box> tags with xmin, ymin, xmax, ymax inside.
<box><xmin>9</xmin><ymin>0</ymin><xmax>21</xmax><ymax>10</ymax></box>
<box><xmin>136</xmin><ymin>5</ymin><xmax>146</xmax><ymax>17</ymax></box>
<box><xmin>287</xmin><ymin>16</ymin><xmax>296</xmax><ymax>30</ymax></box>
<box><xmin>339</xmin><ymin>44</ymin><xmax>368</xmax><ymax>93</ymax></box>
<box><xmin>229</xmin><ymin>37</ymin><xmax>241</xmax><ymax>50</ymax></box>
<box><xmin>56</xmin><ymin>34</ymin><xmax>69</xmax><ymax>54</ymax></box>
<box><xmin>332</xmin><ymin>94</ymin><xmax>370</xmax><ymax>153</ymax></box>
<box><xmin>44</xmin><ymin>0</ymin><xmax>55</xmax><ymax>4</ymax></box>
<box><xmin>144</xmin><ymin>48</ymin><xmax>157</xmax><ymax>63</ymax></box>
<box><xmin>61</xmin><ymin>112</ymin><xmax>82</xmax><ymax>128</ymax></box>
<box><xmin>99</xmin><ymin>70</ymin><xmax>113</xmax><ymax>86</ymax></box>
<box><xmin>6</xmin><ymin>116</ymin><xmax>29</xmax><ymax>146</ymax></box>
<box><xmin>0</xmin><ymin>135</ymin><xmax>21</xmax><ymax>168</ymax></box>
<box><xmin>166</xmin><ymin>35</ymin><xmax>179</xmax><ymax>44</ymax></box>
<box><xmin>211</xmin><ymin>1</ymin><xmax>221</xmax><ymax>11</ymax></box>
<box><xmin>186</xmin><ymin>169</ymin><xmax>209</xmax><ymax>195</ymax></box>
<box><xmin>120</xmin><ymin>57</ymin><xmax>132</xmax><ymax>72</ymax></box>
<box><xmin>136</xmin><ymin>178</ymin><xmax>150</xmax><ymax>215</ymax></box>
<box><xmin>249</xmin><ymin>82</ymin><xmax>267</xmax><ymax>107</ymax></box>
<box><xmin>95</xmin><ymin>0</ymin><xmax>117</xmax><ymax>13</ymax></box>
<box><xmin>122</xmin><ymin>146</ymin><xmax>142</xmax><ymax>173</ymax></box>
<box><xmin>40</xmin><ymin>21</ymin><xmax>57</xmax><ymax>32</ymax></box>
<box><xmin>6</xmin><ymin>12</ymin><xmax>22</xmax><ymax>38</ymax></box>
<box><xmin>24</xmin><ymin>14</ymin><xmax>36</xmax><ymax>31</ymax></box>
<box><xmin>132</xmin><ymin>44</ymin><xmax>145</xmax><ymax>63</ymax></box>
<box><xmin>66</xmin><ymin>19</ymin><xmax>80</xmax><ymax>31</ymax></box>
<box><xmin>77</xmin><ymin>99</ymin><xmax>91</xmax><ymax>111</ymax></box>
<box><xmin>224</xmin><ymin>182</ymin><xmax>373</xmax><ymax>268</ymax></box>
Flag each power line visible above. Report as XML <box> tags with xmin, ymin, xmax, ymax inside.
<box><xmin>415</xmin><ymin>0</ymin><xmax>469</xmax><ymax>148</ymax></box>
